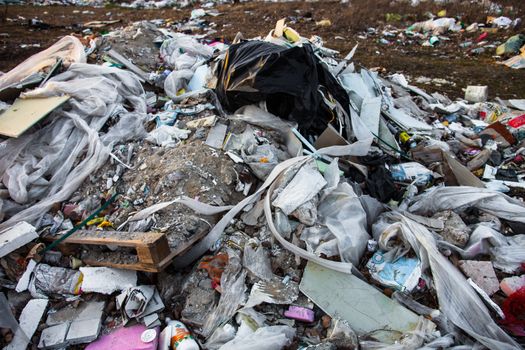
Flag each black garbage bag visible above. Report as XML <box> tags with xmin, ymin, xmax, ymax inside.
<box><xmin>215</xmin><ymin>40</ymin><xmax>349</xmax><ymax>134</ymax></box>
<box><xmin>365</xmin><ymin>165</ymin><xmax>399</xmax><ymax>203</ymax></box>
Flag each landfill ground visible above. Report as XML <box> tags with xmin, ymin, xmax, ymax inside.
<box><xmin>1</xmin><ymin>0</ymin><xmax>525</xmax><ymax>99</ymax></box>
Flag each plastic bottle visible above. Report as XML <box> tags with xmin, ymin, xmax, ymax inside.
<box><xmin>159</xmin><ymin>319</ymin><xmax>199</xmax><ymax>350</ymax></box>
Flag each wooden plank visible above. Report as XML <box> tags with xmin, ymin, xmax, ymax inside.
<box><xmin>0</xmin><ymin>95</ymin><xmax>70</xmax><ymax>138</ymax></box>
<box><xmin>50</xmin><ymin>230</ymin><xmax>165</xmax><ymax>247</ymax></box>
<box><xmin>47</xmin><ymin>229</ymin><xmax>208</xmax><ymax>272</ymax></box>
<box><xmin>158</xmin><ymin>229</ymin><xmax>208</xmax><ymax>270</ymax></box>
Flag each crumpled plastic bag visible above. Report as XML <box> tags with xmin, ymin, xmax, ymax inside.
<box><xmin>408</xmin><ymin>186</ymin><xmax>525</xmax><ymax>224</ymax></box>
<box><xmin>408</xmin><ymin>18</ymin><xmax>460</xmax><ymax>35</ymax></box>
<box><xmin>491</xmin><ymin>234</ymin><xmax>525</xmax><ymax>274</ymax></box>
<box><xmin>496</xmin><ymin>34</ymin><xmax>525</xmax><ymax>56</ymax></box>
<box><xmin>145</xmin><ymin>125</ymin><xmax>190</xmax><ymax>147</ymax></box>
<box><xmin>0</xmin><ymin>35</ymin><xmax>86</xmax><ymax>91</ymax></box>
<box><xmin>160</xmin><ymin>33</ymin><xmax>214</xmax><ymax>70</ymax></box>
<box><xmin>218</xmin><ymin>325</ymin><xmax>295</xmax><ymax>350</ymax></box>
<box><xmin>163</xmin><ymin>69</ymin><xmax>194</xmax><ymax>101</ymax></box>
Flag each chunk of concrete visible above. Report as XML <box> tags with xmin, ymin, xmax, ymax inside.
<box><xmin>42</xmin><ymin>300</ymin><xmax>104</xmax><ymax>347</ymax></box>
<box><xmin>47</xmin><ymin>301</ymin><xmax>105</xmax><ymax>326</ymax></box>
<box><xmin>38</xmin><ymin>323</ymin><xmax>69</xmax><ymax>349</ymax></box>
<box><xmin>80</xmin><ymin>267</ymin><xmax>137</xmax><ymax>295</ymax></box>
<box><xmin>66</xmin><ymin>318</ymin><xmax>102</xmax><ymax>345</ymax></box>
<box><xmin>0</xmin><ymin>222</ymin><xmax>38</xmax><ymax>258</ymax></box>
<box><xmin>5</xmin><ymin>299</ymin><xmax>48</xmax><ymax>350</ymax></box>
<box><xmin>500</xmin><ymin>275</ymin><xmax>525</xmax><ymax>297</ymax></box>
<box><xmin>458</xmin><ymin>260</ymin><xmax>499</xmax><ymax>296</ymax></box>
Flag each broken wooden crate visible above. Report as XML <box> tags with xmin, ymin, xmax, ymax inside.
<box><xmin>45</xmin><ymin>229</ymin><xmax>205</xmax><ymax>272</ymax></box>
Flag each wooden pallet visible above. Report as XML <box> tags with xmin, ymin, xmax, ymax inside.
<box><xmin>46</xmin><ymin>229</ymin><xmax>206</xmax><ymax>272</ymax></box>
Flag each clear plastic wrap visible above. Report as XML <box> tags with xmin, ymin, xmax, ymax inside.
<box><xmin>0</xmin><ymin>63</ymin><xmax>147</xmax><ymax>230</ymax></box>
<box><xmin>0</xmin><ymin>36</ymin><xmax>86</xmax><ymax>91</ymax></box>
<box><xmin>317</xmin><ymin>182</ymin><xmax>370</xmax><ymax>265</ymax></box>
<box><xmin>230</xmin><ymin>105</ymin><xmax>297</xmax><ymax>132</ymax></box>
<box><xmin>438</xmin><ymin>224</ymin><xmax>508</xmax><ymax>259</ymax></box>
<box><xmin>243</xmin><ymin>240</ymin><xmax>274</xmax><ymax>281</ymax></box>
<box><xmin>491</xmin><ymin>235</ymin><xmax>525</xmax><ymax>273</ymax></box>
<box><xmin>376</xmin><ymin>212</ymin><xmax>520</xmax><ymax>350</ymax></box>
<box><xmin>163</xmin><ymin>69</ymin><xmax>195</xmax><ymax>101</ymax></box>
<box><xmin>145</xmin><ymin>125</ymin><xmax>190</xmax><ymax>147</ymax></box>
<box><xmin>408</xmin><ymin>186</ymin><xmax>525</xmax><ymax>224</ymax></box>
<box><xmin>218</xmin><ymin>325</ymin><xmax>295</xmax><ymax>350</ymax></box>
<box><xmin>205</xmin><ymin>324</ymin><xmax>237</xmax><ymax>350</ymax></box>
<box><xmin>160</xmin><ymin>34</ymin><xmax>214</xmax><ymax>70</ymax></box>
<box><xmin>0</xmin><ymin>292</ymin><xmax>26</xmax><ymax>341</ymax></box>
<box><xmin>202</xmin><ymin>248</ymin><xmax>247</xmax><ymax>338</ymax></box>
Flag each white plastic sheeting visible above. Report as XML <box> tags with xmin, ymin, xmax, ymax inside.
<box><xmin>376</xmin><ymin>212</ymin><xmax>521</xmax><ymax>350</ymax></box>
<box><xmin>218</xmin><ymin>325</ymin><xmax>295</xmax><ymax>350</ymax></box>
<box><xmin>0</xmin><ymin>36</ymin><xmax>86</xmax><ymax>91</ymax></box>
<box><xmin>160</xmin><ymin>34</ymin><xmax>214</xmax><ymax>70</ymax></box>
<box><xmin>0</xmin><ymin>63</ymin><xmax>147</xmax><ymax>230</ymax></box>
<box><xmin>408</xmin><ymin>186</ymin><xmax>525</xmax><ymax>224</ymax></box>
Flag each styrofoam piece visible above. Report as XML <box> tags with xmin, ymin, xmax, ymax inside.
<box><xmin>65</xmin><ymin>318</ymin><xmax>101</xmax><ymax>345</ymax></box>
<box><xmin>79</xmin><ymin>267</ymin><xmax>137</xmax><ymax>295</ymax></box>
<box><xmin>38</xmin><ymin>323</ymin><xmax>69</xmax><ymax>349</ymax></box>
<box><xmin>15</xmin><ymin>259</ymin><xmax>37</xmax><ymax>292</ymax></box>
<box><xmin>0</xmin><ymin>222</ymin><xmax>38</xmax><ymax>258</ymax></box>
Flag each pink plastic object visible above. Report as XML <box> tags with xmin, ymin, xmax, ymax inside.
<box><xmin>85</xmin><ymin>325</ymin><xmax>159</xmax><ymax>350</ymax></box>
<box><xmin>284</xmin><ymin>306</ymin><xmax>315</xmax><ymax>322</ymax></box>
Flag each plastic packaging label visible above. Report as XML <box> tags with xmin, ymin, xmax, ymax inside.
<box><xmin>508</xmin><ymin>114</ymin><xmax>525</xmax><ymax>128</ymax></box>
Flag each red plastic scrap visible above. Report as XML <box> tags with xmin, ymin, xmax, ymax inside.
<box><xmin>198</xmin><ymin>253</ymin><xmax>229</xmax><ymax>288</ymax></box>
<box><xmin>508</xmin><ymin>114</ymin><xmax>525</xmax><ymax>128</ymax></box>
<box><xmin>476</xmin><ymin>32</ymin><xmax>488</xmax><ymax>42</ymax></box>
<box><xmin>500</xmin><ymin>286</ymin><xmax>525</xmax><ymax>336</ymax></box>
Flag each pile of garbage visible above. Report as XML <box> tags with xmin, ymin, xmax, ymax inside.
<box><xmin>364</xmin><ymin>8</ymin><xmax>525</xmax><ymax>69</ymax></box>
<box><xmin>1</xmin><ymin>11</ymin><xmax>525</xmax><ymax>350</ymax></box>
<box><xmin>29</xmin><ymin>0</ymin><xmax>227</xmax><ymax>8</ymax></box>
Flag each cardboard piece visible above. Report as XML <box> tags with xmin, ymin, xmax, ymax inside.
<box><xmin>0</xmin><ymin>96</ymin><xmax>70</xmax><ymax>138</ymax></box>
<box><xmin>314</xmin><ymin>124</ymin><xmax>349</xmax><ymax>149</ymax></box>
<box><xmin>443</xmin><ymin>152</ymin><xmax>485</xmax><ymax>188</ymax></box>
<box><xmin>480</xmin><ymin>121</ymin><xmax>516</xmax><ymax>146</ymax></box>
